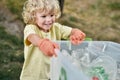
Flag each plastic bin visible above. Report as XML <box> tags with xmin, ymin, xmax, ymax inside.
<box><xmin>50</xmin><ymin>41</ymin><xmax>120</xmax><ymax>80</ymax></box>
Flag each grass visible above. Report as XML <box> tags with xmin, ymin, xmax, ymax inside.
<box><xmin>108</xmin><ymin>2</ymin><xmax>120</xmax><ymax>10</ymax></box>
<box><xmin>0</xmin><ymin>25</ymin><xmax>24</xmax><ymax>80</ymax></box>
<box><xmin>6</xmin><ymin>0</ymin><xmax>26</xmax><ymax>20</ymax></box>
<box><xmin>59</xmin><ymin>0</ymin><xmax>120</xmax><ymax>42</ymax></box>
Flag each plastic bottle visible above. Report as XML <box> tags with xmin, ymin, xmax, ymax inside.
<box><xmin>88</xmin><ymin>66</ymin><xmax>108</xmax><ymax>80</ymax></box>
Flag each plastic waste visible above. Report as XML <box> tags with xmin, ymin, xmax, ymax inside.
<box><xmin>71</xmin><ymin>48</ymin><xmax>117</xmax><ymax>80</ymax></box>
<box><xmin>51</xmin><ymin>41</ymin><xmax>120</xmax><ymax>80</ymax></box>
<box><xmin>88</xmin><ymin>56</ymin><xmax>117</xmax><ymax>80</ymax></box>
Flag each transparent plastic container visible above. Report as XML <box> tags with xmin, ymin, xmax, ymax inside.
<box><xmin>50</xmin><ymin>41</ymin><xmax>120</xmax><ymax>80</ymax></box>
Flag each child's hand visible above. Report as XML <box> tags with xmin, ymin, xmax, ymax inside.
<box><xmin>70</xmin><ymin>29</ymin><xmax>86</xmax><ymax>45</ymax></box>
<box><xmin>38</xmin><ymin>39</ymin><xmax>59</xmax><ymax>57</ymax></box>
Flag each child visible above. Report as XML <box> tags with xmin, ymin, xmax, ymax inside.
<box><xmin>20</xmin><ymin>0</ymin><xmax>86</xmax><ymax>80</ymax></box>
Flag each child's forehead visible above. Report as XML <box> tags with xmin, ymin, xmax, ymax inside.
<box><xmin>36</xmin><ymin>9</ymin><xmax>55</xmax><ymax>14</ymax></box>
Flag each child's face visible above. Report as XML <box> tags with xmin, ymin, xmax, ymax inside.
<box><xmin>35</xmin><ymin>11</ymin><xmax>56</xmax><ymax>32</ymax></box>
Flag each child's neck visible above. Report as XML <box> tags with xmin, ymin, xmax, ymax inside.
<box><xmin>42</xmin><ymin>29</ymin><xmax>50</xmax><ymax>33</ymax></box>
<box><xmin>37</xmin><ymin>26</ymin><xmax>50</xmax><ymax>33</ymax></box>
<box><xmin>40</xmin><ymin>29</ymin><xmax>50</xmax><ymax>33</ymax></box>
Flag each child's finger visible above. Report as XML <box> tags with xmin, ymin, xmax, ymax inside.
<box><xmin>53</xmin><ymin>43</ymin><xmax>60</xmax><ymax>49</ymax></box>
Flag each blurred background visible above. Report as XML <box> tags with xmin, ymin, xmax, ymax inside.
<box><xmin>0</xmin><ymin>0</ymin><xmax>120</xmax><ymax>80</ymax></box>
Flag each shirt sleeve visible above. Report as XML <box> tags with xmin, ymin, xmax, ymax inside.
<box><xmin>55</xmin><ymin>23</ymin><xmax>72</xmax><ymax>40</ymax></box>
<box><xmin>24</xmin><ymin>24</ymin><xmax>37</xmax><ymax>46</ymax></box>
<box><xmin>61</xmin><ymin>25</ymin><xmax>72</xmax><ymax>39</ymax></box>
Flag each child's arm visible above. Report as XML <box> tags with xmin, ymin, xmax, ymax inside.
<box><xmin>27</xmin><ymin>34</ymin><xmax>59</xmax><ymax>57</ymax></box>
<box><xmin>70</xmin><ymin>28</ymin><xmax>86</xmax><ymax>45</ymax></box>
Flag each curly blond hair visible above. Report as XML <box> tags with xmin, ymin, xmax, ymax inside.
<box><xmin>22</xmin><ymin>0</ymin><xmax>61</xmax><ymax>24</ymax></box>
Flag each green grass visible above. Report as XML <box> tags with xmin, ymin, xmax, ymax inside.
<box><xmin>108</xmin><ymin>2</ymin><xmax>120</xmax><ymax>10</ymax></box>
<box><xmin>0</xmin><ymin>25</ymin><xmax>24</xmax><ymax>80</ymax></box>
<box><xmin>111</xmin><ymin>15</ymin><xmax>120</xmax><ymax>21</ymax></box>
<box><xmin>6</xmin><ymin>0</ymin><xmax>26</xmax><ymax>20</ymax></box>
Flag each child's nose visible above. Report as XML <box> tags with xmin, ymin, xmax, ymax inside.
<box><xmin>46</xmin><ymin>16</ymin><xmax>52</xmax><ymax>22</ymax></box>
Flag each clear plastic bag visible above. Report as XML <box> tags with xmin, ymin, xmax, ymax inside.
<box><xmin>51</xmin><ymin>41</ymin><xmax>120</xmax><ymax>80</ymax></box>
<box><xmin>71</xmin><ymin>48</ymin><xmax>117</xmax><ymax>80</ymax></box>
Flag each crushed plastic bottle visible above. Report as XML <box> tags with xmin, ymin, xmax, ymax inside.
<box><xmin>88</xmin><ymin>66</ymin><xmax>108</xmax><ymax>80</ymax></box>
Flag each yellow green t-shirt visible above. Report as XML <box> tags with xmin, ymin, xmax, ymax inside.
<box><xmin>20</xmin><ymin>23</ymin><xmax>72</xmax><ymax>80</ymax></box>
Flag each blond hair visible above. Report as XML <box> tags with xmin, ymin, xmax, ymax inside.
<box><xmin>22</xmin><ymin>0</ymin><xmax>61</xmax><ymax>24</ymax></box>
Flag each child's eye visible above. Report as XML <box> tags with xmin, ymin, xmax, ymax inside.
<box><xmin>50</xmin><ymin>15</ymin><xmax>54</xmax><ymax>17</ymax></box>
<box><xmin>41</xmin><ymin>15</ymin><xmax>46</xmax><ymax>18</ymax></box>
